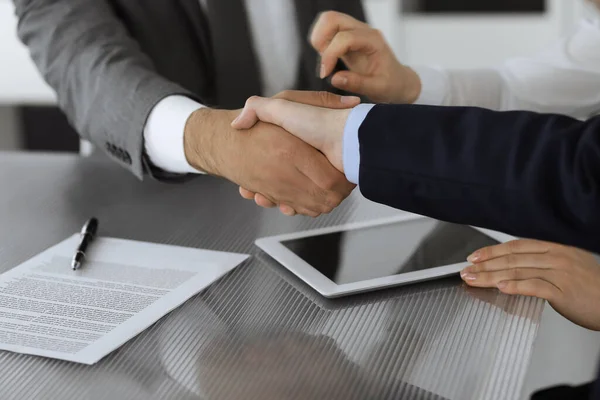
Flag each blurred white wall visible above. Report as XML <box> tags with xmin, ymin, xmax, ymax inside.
<box><xmin>0</xmin><ymin>0</ymin><xmax>55</xmax><ymax>106</ymax></box>
<box><xmin>0</xmin><ymin>0</ymin><xmax>588</xmax><ymax>107</ymax></box>
<box><xmin>363</xmin><ymin>0</ymin><xmax>583</xmax><ymax>67</ymax></box>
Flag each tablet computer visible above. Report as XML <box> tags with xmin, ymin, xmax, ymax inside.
<box><xmin>256</xmin><ymin>214</ymin><xmax>516</xmax><ymax>298</ymax></box>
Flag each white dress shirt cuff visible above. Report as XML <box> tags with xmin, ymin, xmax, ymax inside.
<box><xmin>144</xmin><ymin>95</ymin><xmax>206</xmax><ymax>174</ymax></box>
<box><xmin>412</xmin><ymin>66</ymin><xmax>448</xmax><ymax>106</ymax></box>
<box><xmin>342</xmin><ymin>104</ymin><xmax>376</xmax><ymax>185</ymax></box>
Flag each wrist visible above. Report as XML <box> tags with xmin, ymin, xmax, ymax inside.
<box><xmin>321</xmin><ymin>109</ymin><xmax>351</xmax><ymax>173</ymax></box>
<box><xmin>184</xmin><ymin>108</ymin><xmax>239</xmax><ymax>176</ymax></box>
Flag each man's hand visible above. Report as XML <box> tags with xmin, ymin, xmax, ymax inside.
<box><xmin>461</xmin><ymin>239</ymin><xmax>600</xmax><ymax>331</ymax></box>
<box><xmin>311</xmin><ymin>11</ymin><xmax>421</xmax><ymax>104</ymax></box>
<box><xmin>183</xmin><ymin>96</ymin><xmax>356</xmax><ymax>217</ymax></box>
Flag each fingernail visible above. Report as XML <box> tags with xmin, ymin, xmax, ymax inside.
<box><xmin>497</xmin><ymin>281</ymin><xmax>508</xmax><ymax>290</ymax></box>
<box><xmin>462</xmin><ymin>273</ymin><xmax>477</xmax><ymax>281</ymax></box>
<box><xmin>467</xmin><ymin>251</ymin><xmax>481</xmax><ymax>263</ymax></box>
<box><xmin>341</xmin><ymin>95</ymin><xmax>360</xmax><ymax>104</ymax></box>
<box><xmin>320</xmin><ymin>64</ymin><xmax>327</xmax><ymax>79</ymax></box>
<box><xmin>460</xmin><ymin>267</ymin><xmax>471</xmax><ymax>278</ymax></box>
<box><xmin>232</xmin><ymin>109</ymin><xmax>244</xmax><ymax>124</ymax></box>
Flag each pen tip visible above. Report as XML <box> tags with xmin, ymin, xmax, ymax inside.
<box><xmin>72</xmin><ymin>261</ymin><xmax>80</xmax><ymax>270</ymax></box>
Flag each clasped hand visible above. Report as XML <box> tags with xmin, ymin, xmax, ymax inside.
<box><xmin>231</xmin><ymin>93</ymin><xmax>352</xmax><ymax>216</ymax></box>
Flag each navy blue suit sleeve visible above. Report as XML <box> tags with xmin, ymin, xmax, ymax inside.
<box><xmin>358</xmin><ymin>104</ymin><xmax>600</xmax><ymax>253</ymax></box>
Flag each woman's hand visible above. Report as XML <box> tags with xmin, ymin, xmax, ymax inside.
<box><xmin>461</xmin><ymin>239</ymin><xmax>600</xmax><ymax>331</ymax></box>
<box><xmin>232</xmin><ymin>96</ymin><xmax>350</xmax><ymax>172</ymax></box>
<box><xmin>311</xmin><ymin>11</ymin><xmax>421</xmax><ymax>104</ymax></box>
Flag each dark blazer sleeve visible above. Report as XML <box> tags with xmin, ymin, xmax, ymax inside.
<box><xmin>357</xmin><ymin>104</ymin><xmax>600</xmax><ymax>253</ymax></box>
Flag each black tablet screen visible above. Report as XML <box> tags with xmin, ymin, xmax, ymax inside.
<box><xmin>282</xmin><ymin>220</ymin><xmax>500</xmax><ymax>285</ymax></box>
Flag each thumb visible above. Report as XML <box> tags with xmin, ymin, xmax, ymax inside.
<box><xmin>231</xmin><ymin>96</ymin><xmax>293</xmax><ymax>131</ymax></box>
<box><xmin>231</xmin><ymin>96</ymin><xmax>270</xmax><ymax>130</ymax></box>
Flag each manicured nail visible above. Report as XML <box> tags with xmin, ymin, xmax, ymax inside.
<box><xmin>467</xmin><ymin>251</ymin><xmax>481</xmax><ymax>263</ymax></box>
<box><xmin>460</xmin><ymin>268</ymin><xmax>470</xmax><ymax>278</ymax></box>
<box><xmin>320</xmin><ymin>64</ymin><xmax>327</xmax><ymax>79</ymax></box>
<box><xmin>341</xmin><ymin>95</ymin><xmax>360</xmax><ymax>104</ymax></box>
<box><xmin>462</xmin><ymin>273</ymin><xmax>477</xmax><ymax>281</ymax></box>
<box><xmin>497</xmin><ymin>281</ymin><xmax>508</xmax><ymax>290</ymax></box>
<box><xmin>231</xmin><ymin>115</ymin><xmax>240</xmax><ymax>126</ymax></box>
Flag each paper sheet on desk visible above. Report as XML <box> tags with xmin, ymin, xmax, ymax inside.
<box><xmin>0</xmin><ymin>235</ymin><xmax>249</xmax><ymax>364</ymax></box>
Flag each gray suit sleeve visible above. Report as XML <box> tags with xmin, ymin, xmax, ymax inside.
<box><xmin>13</xmin><ymin>0</ymin><xmax>196</xmax><ymax>179</ymax></box>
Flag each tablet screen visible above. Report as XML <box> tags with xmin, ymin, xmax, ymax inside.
<box><xmin>282</xmin><ymin>220</ymin><xmax>500</xmax><ymax>285</ymax></box>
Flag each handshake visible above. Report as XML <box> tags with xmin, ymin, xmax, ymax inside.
<box><xmin>183</xmin><ymin>11</ymin><xmax>419</xmax><ymax>217</ymax></box>
<box><xmin>233</xmin><ymin>91</ymin><xmax>360</xmax><ymax>217</ymax></box>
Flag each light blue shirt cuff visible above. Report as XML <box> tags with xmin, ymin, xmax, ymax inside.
<box><xmin>343</xmin><ymin>104</ymin><xmax>375</xmax><ymax>185</ymax></box>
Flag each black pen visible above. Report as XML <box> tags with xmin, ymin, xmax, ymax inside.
<box><xmin>72</xmin><ymin>218</ymin><xmax>99</xmax><ymax>270</ymax></box>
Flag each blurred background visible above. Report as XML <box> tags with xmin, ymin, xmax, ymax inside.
<box><xmin>0</xmin><ymin>0</ymin><xmax>590</xmax><ymax>154</ymax></box>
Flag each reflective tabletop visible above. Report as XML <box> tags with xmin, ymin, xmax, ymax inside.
<box><xmin>0</xmin><ymin>152</ymin><xmax>544</xmax><ymax>400</ymax></box>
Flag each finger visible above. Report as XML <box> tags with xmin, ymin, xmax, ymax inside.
<box><xmin>283</xmin><ymin>203</ymin><xmax>320</xmax><ymax>218</ymax></box>
<box><xmin>231</xmin><ymin>96</ymin><xmax>289</xmax><ymax>130</ymax></box>
<box><xmin>296</xmin><ymin>150</ymin><xmax>355</xmax><ymax>213</ymax></box>
<box><xmin>274</xmin><ymin>90</ymin><xmax>360</xmax><ymax>109</ymax></box>
<box><xmin>468</xmin><ymin>239</ymin><xmax>552</xmax><ymax>263</ymax></box>
<box><xmin>320</xmin><ymin>30</ymin><xmax>379</xmax><ymax>79</ymax></box>
<box><xmin>461</xmin><ymin>267</ymin><xmax>555</xmax><ymax>288</ymax></box>
<box><xmin>254</xmin><ymin>193</ymin><xmax>277</xmax><ymax>208</ymax></box>
<box><xmin>310</xmin><ymin>11</ymin><xmax>368</xmax><ymax>53</ymax></box>
<box><xmin>231</xmin><ymin>96</ymin><xmax>266</xmax><ymax>130</ymax></box>
<box><xmin>497</xmin><ymin>279</ymin><xmax>561</xmax><ymax>302</ymax></box>
<box><xmin>297</xmin><ymin>209</ymin><xmax>321</xmax><ymax>218</ymax></box>
<box><xmin>239</xmin><ymin>187</ymin><xmax>256</xmax><ymax>200</ymax></box>
<box><xmin>275</xmin><ymin>168</ymin><xmax>332</xmax><ymax>216</ymax></box>
<box><xmin>463</xmin><ymin>253</ymin><xmax>558</xmax><ymax>274</ymax></box>
<box><xmin>330</xmin><ymin>71</ymin><xmax>378</xmax><ymax>96</ymax></box>
<box><xmin>279</xmin><ymin>204</ymin><xmax>297</xmax><ymax>217</ymax></box>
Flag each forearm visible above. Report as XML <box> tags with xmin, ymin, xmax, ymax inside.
<box><xmin>415</xmin><ymin>66</ymin><xmax>550</xmax><ymax>112</ymax></box>
<box><xmin>13</xmin><ymin>0</ymin><xmax>197</xmax><ymax>178</ymax></box>
<box><xmin>415</xmin><ymin>67</ymin><xmax>506</xmax><ymax>110</ymax></box>
<box><xmin>357</xmin><ymin>105</ymin><xmax>600</xmax><ymax>253</ymax></box>
<box><xmin>436</xmin><ymin>66</ymin><xmax>600</xmax><ymax>118</ymax></box>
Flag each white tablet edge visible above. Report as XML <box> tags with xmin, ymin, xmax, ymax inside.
<box><xmin>256</xmin><ymin>214</ymin><xmax>517</xmax><ymax>298</ymax></box>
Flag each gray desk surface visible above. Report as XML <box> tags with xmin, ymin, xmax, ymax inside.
<box><xmin>0</xmin><ymin>152</ymin><xmax>544</xmax><ymax>400</ymax></box>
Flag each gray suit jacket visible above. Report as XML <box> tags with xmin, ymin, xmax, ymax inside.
<box><xmin>13</xmin><ymin>0</ymin><xmax>365</xmax><ymax>179</ymax></box>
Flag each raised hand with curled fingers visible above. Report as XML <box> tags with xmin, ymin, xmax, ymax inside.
<box><xmin>311</xmin><ymin>11</ymin><xmax>421</xmax><ymax>104</ymax></box>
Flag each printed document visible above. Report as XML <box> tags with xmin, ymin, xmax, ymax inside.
<box><xmin>0</xmin><ymin>235</ymin><xmax>248</xmax><ymax>364</ymax></box>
